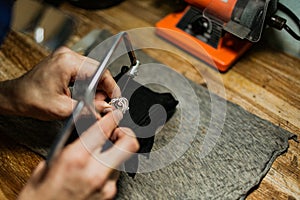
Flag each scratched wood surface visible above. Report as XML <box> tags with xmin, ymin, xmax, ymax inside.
<box><xmin>0</xmin><ymin>0</ymin><xmax>299</xmax><ymax>199</ymax></box>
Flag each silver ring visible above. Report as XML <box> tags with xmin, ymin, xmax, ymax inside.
<box><xmin>110</xmin><ymin>97</ymin><xmax>129</xmax><ymax>114</ymax></box>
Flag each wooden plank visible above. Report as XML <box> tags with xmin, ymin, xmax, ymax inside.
<box><xmin>233</xmin><ymin>46</ymin><xmax>300</xmax><ymax>110</ymax></box>
<box><xmin>0</xmin><ymin>0</ymin><xmax>299</xmax><ymax>199</ymax></box>
<box><xmin>0</xmin><ymin>133</ymin><xmax>42</xmax><ymax>200</ymax></box>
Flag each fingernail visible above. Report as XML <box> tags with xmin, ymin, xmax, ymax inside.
<box><xmin>103</xmin><ymin>107</ymin><xmax>114</xmax><ymax>113</ymax></box>
<box><xmin>103</xmin><ymin>102</ymin><xmax>112</xmax><ymax>108</ymax></box>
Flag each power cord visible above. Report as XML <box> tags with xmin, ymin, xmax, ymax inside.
<box><xmin>268</xmin><ymin>2</ymin><xmax>300</xmax><ymax>41</ymax></box>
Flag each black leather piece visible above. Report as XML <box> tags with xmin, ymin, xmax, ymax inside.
<box><xmin>114</xmin><ymin>67</ymin><xmax>179</xmax><ymax>177</ymax></box>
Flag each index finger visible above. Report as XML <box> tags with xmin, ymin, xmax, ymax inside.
<box><xmin>97</xmin><ymin>70</ymin><xmax>121</xmax><ymax>98</ymax></box>
<box><xmin>75</xmin><ymin>55</ymin><xmax>121</xmax><ymax>98</ymax></box>
<box><xmin>71</xmin><ymin>109</ymin><xmax>123</xmax><ymax>152</ymax></box>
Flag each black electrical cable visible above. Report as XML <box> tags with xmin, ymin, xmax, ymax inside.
<box><xmin>278</xmin><ymin>2</ymin><xmax>300</xmax><ymax>27</ymax></box>
<box><xmin>283</xmin><ymin>24</ymin><xmax>300</xmax><ymax>40</ymax></box>
<box><xmin>277</xmin><ymin>2</ymin><xmax>300</xmax><ymax>40</ymax></box>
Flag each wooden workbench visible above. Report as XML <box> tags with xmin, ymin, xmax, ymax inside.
<box><xmin>0</xmin><ymin>0</ymin><xmax>299</xmax><ymax>199</ymax></box>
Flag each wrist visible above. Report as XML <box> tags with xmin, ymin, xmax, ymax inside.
<box><xmin>0</xmin><ymin>79</ymin><xmax>26</xmax><ymax>116</ymax></box>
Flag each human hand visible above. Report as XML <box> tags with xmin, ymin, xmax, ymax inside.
<box><xmin>0</xmin><ymin>47</ymin><xmax>120</xmax><ymax>120</ymax></box>
<box><xmin>18</xmin><ymin>109</ymin><xmax>139</xmax><ymax>200</ymax></box>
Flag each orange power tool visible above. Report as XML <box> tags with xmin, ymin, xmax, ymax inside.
<box><xmin>156</xmin><ymin>0</ymin><xmax>278</xmax><ymax>72</ymax></box>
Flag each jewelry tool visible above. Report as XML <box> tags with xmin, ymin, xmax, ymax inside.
<box><xmin>46</xmin><ymin>31</ymin><xmax>140</xmax><ymax>168</ymax></box>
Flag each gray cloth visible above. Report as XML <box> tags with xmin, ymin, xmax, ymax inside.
<box><xmin>116</xmin><ymin>77</ymin><xmax>295</xmax><ymax>200</ymax></box>
<box><xmin>0</xmin><ymin>33</ymin><xmax>295</xmax><ymax>199</ymax></box>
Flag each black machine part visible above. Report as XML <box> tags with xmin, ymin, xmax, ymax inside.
<box><xmin>224</xmin><ymin>0</ymin><xmax>278</xmax><ymax>42</ymax></box>
<box><xmin>176</xmin><ymin>6</ymin><xmax>223</xmax><ymax>48</ymax></box>
<box><xmin>176</xmin><ymin>0</ymin><xmax>282</xmax><ymax>46</ymax></box>
<box><xmin>44</xmin><ymin>0</ymin><xmax>124</xmax><ymax>9</ymax></box>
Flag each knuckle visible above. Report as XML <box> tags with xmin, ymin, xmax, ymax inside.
<box><xmin>87</xmin><ymin>172</ymin><xmax>107</xmax><ymax>189</ymax></box>
<box><xmin>47</xmin><ymin>101</ymin><xmax>72</xmax><ymax>120</ymax></box>
<box><xmin>53</xmin><ymin>46</ymin><xmax>71</xmax><ymax>55</ymax></box>
<box><xmin>60</xmin><ymin>146</ymin><xmax>89</xmax><ymax>169</ymax></box>
<box><xmin>86</xmin><ymin>175</ymin><xmax>102</xmax><ymax>189</ymax></box>
<box><xmin>53</xmin><ymin>51</ymin><xmax>80</xmax><ymax>76</ymax></box>
<box><xmin>53</xmin><ymin>103</ymin><xmax>72</xmax><ymax>119</ymax></box>
<box><xmin>56</xmin><ymin>52</ymin><xmax>75</xmax><ymax>65</ymax></box>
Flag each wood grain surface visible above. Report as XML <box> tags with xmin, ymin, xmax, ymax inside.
<box><xmin>0</xmin><ymin>0</ymin><xmax>299</xmax><ymax>199</ymax></box>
